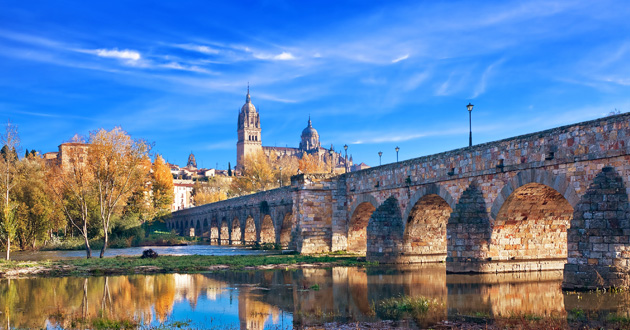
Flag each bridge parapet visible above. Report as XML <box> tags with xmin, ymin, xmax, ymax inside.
<box><xmin>345</xmin><ymin>112</ymin><xmax>630</xmax><ymax>194</ymax></box>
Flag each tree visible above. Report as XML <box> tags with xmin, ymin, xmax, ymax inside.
<box><xmin>267</xmin><ymin>150</ymin><xmax>298</xmax><ymax>187</ymax></box>
<box><xmin>48</xmin><ymin>135</ymin><xmax>95</xmax><ymax>258</ymax></box>
<box><xmin>227</xmin><ymin>162</ymin><xmax>232</xmax><ymax>177</ymax></box>
<box><xmin>14</xmin><ymin>156</ymin><xmax>54</xmax><ymax>249</ymax></box>
<box><xmin>298</xmin><ymin>153</ymin><xmax>326</xmax><ymax>174</ymax></box>
<box><xmin>192</xmin><ymin>178</ymin><xmax>228</xmax><ymax>206</ymax></box>
<box><xmin>230</xmin><ymin>150</ymin><xmax>275</xmax><ymax>195</ymax></box>
<box><xmin>88</xmin><ymin>127</ymin><xmax>151</xmax><ymax>258</ymax></box>
<box><xmin>122</xmin><ymin>157</ymin><xmax>151</xmax><ymax>222</ymax></box>
<box><xmin>0</xmin><ymin>121</ymin><xmax>19</xmax><ymax>260</ymax></box>
<box><xmin>151</xmin><ymin>154</ymin><xmax>174</xmax><ymax>218</ymax></box>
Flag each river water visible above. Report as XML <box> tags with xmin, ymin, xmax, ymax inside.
<box><xmin>2</xmin><ymin>264</ymin><xmax>630</xmax><ymax>329</ymax></box>
<box><xmin>8</xmin><ymin>245</ymin><xmax>273</xmax><ymax>261</ymax></box>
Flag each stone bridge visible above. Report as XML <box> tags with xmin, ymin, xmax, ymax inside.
<box><xmin>168</xmin><ymin>113</ymin><xmax>630</xmax><ymax>289</ymax></box>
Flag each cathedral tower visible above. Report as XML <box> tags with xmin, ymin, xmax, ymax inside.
<box><xmin>236</xmin><ymin>87</ymin><xmax>262</xmax><ymax>169</ymax></box>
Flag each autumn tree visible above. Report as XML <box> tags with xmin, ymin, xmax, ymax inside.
<box><xmin>122</xmin><ymin>157</ymin><xmax>152</xmax><ymax>222</ymax></box>
<box><xmin>13</xmin><ymin>155</ymin><xmax>54</xmax><ymax>249</ymax></box>
<box><xmin>0</xmin><ymin>121</ymin><xmax>19</xmax><ymax>260</ymax></box>
<box><xmin>267</xmin><ymin>150</ymin><xmax>298</xmax><ymax>187</ymax></box>
<box><xmin>230</xmin><ymin>150</ymin><xmax>275</xmax><ymax>195</ymax></box>
<box><xmin>298</xmin><ymin>153</ymin><xmax>326</xmax><ymax>174</ymax></box>
<box><xmin>48</xmin><ymin>135</ymin><xmax>95</xmax><ymax>258</ymax></box>
<box><xmin>192</xmin><ymin>178</ymin><xmax>228</xmax><ymax>206</ymax></box>
<box><xmin>151</xmin><ymin>154</ymin><xmax>174</xmax><ymax>218</ymax></box>
<box><xmin>88</xmin><ymin>127</ymin><xmax>151</xmax><ymax>258</ymax></box>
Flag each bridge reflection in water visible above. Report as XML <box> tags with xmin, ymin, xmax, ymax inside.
<box><xmin>1</xmin><ymin>265</ymin><xmax>630</xmax><ymax>329</ymax></box>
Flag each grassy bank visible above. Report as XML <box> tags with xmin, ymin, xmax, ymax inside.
<box><xmin>40</xmin><ymin>222</ymin><xmax>195</xmax><ymax>251</ymax></box>
<box><xmin>0</xmin><ymin>254</ymin><xmax>373</xmax><ymax>278</ymax></box>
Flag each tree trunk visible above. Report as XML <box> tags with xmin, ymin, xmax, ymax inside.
<box><xmin>5</xmin><ymin>237</ymin><xmax>9</xmax><ymax>261</ymax></box>
<box><xmin>84</xmin><ymin>235</ymin><xmax>92</xmax><ymax>259</ymax></box>
<box><xmin>99</xmin><ymin>230</ymin><xmax>108</xmax><ymax>258</ymax></box>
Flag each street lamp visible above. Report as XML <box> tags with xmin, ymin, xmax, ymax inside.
<box><xmin>378</xmin><ymin>151</ymin><xmax>383</xmax><ymax>166</ymax></box>
<box><xmin>395</xmin><ymin>146</ymin><xmax>400</xmax><ymax>162</ymax></box>
<box><xmin>343</xmin><ymin>144</ymin><xmax>348</xmax><ymax>173</ymax></box>
<box><xmin>279</xmin><ymin>166</ymin><xmax>283</xmax><ymax>186</ymax></box>
<box><xmin>467</xmin><ymin>103</ymin><xmax>474</xmax><ymax>147</ymax></box>
<box><xmin>329</xmin><ymin>147</ymin><xmax>334</xmax><ymax>173</ymax></box>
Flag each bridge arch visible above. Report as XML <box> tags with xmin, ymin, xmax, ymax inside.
<box><xmin>279</xmin><ymin>212</ymin><xmax>294</xmax><ymax>248</ymax></box>
<box><xmin>260</xmin><ymin>214</ymin><xmax>276</xmax><ymax>244</ymax></box>
<box><xmin>244</xmin><ymin>216</ymin><xmax>256</xmax><ymax>244</ymax></box>
<box><xmin>402</xmin><ymin>184</ymin><xmax>456</xmax><ymax>226</ymax></box>
<box><xmin>488</xmin><ymin>170</ymin><xmax>577</xmax><ymax>266</ymax></box>
<box><xmin>348</xmin><ymin>194</ymin><xmax>379</xmax><ymax>254</ymax></box>
<box><xmin>490</xmin><ymin>169</ymin><xmax>578</xmax><ymax>221</ymax></box>
<box><xmin>231</xmin><ymin>217</ymin><xmax>242</xmax><ymax>245</ymax></box>
<box><xmin>401</xmin><ymin>185</ymin><xmax>454</xmax><ymax>262</ymax></box>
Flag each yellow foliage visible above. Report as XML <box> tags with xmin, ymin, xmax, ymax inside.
<box><xmin>152</xmin><ymin>154</ymin><xmax>174</xmax><ymax>215</ymax></box>
<box><xmin>298</xmin><ymin>153</ymin><xmax>326</xmax><ymax>173</ymax></box>
<box><xmin>230</xmin><ymin>150</ymin><xmax>275</xmax><ymax>195</ymax></box>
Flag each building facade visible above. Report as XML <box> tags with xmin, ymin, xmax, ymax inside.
<box><xmin>236</xmin><ymin>88</ymin><xmax>354</xmax><ymax>172</ymax></box>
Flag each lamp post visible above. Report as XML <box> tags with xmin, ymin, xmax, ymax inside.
<box><xmin>279</xmin><ymin>166</ymin><xmax>283</xmax><ymax>187</ymax></box>
<box><xmin>395</xmin><ymin>146</ymin><xmax>400</xmax><ymax>163</ymax></box>
<box><xmin>467</xmin><ymin>103</ymin><xmax>474</xmax><ymax>147</ymax></box>
<box><xmin>343</xmin><ymin>144</ymin><xmax>348</xmax><ymax>173</ymax></box>
<box><xmin>329</xmin><ymin>147</ymin><xmax>334</xmax><ymax>173</ymax></box>
<box><xmin>378</xmin><ymin>151</ymin><xmax>383</xmax><ymax>166</ymax></box>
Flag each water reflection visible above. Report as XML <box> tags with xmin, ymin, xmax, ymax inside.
<box><xmin>1</xmin><ymin>265</ymin><xmax>630</xmax><ymax>329</ymax></box>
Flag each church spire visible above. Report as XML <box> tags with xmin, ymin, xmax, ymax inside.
<box><xmin>308</xmin><ymin>115</ymin><xmax>312</xmax><ymax>127</ymax></box>
<box><xmin>246</xmin><ymin>83</ymin><xmax>251</xmax><ymax>103</ymax></box>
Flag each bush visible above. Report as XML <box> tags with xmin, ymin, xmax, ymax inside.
<box><xmin>141</xmin><ymin>249</ymin><xmax>158</xmax><ymax>259</ymax></box>
<box><xmin>375</xmin><ymin>296</ymin><xmax>439</xmax><ymax>320</ymax></box>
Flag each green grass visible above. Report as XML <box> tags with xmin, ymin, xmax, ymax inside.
<box><xmin>0</xmin><ymin>254</ymin><xmax>372</xmax><ymax>277</ymax></box>
<box><xmin>375</xmin><ymin>295</ymin><xmax>441</xmax><ymax>320</ymax></box>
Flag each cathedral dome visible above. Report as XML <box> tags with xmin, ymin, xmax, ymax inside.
<box><xmin>300</xmin><ymin>117</ymin><xmax>320</xmax><ymax>152</ymax></box>
<box><xmin>301</xmin><ymin>118</ymin><xmax>319</xmax><ymax>139</ymax></box>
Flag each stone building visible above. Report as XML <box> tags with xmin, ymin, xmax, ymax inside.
<box><xmin>43</xmin><ymin>142</ymin><xmax>90</xmax><ymax>168</ymax></box>
<box><xmin>236</xmin><ymin>88</ymin><xmax>354</xmax><ymax>172</ymax></box>
<box><xmin>172</xmin><ymin>179</ymin><xmax>194</xmax><ymax>211</ymax></box>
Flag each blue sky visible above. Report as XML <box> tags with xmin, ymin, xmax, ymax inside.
<box><xmin>1</xmin><ymin>1</ymin><xmax>629</xmax><ymax>168</ymax></box>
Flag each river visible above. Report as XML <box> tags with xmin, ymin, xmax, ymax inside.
<box><xmin>8</xmin><ymin>245</ymin><xmax>273</xmax><ymax>261</ymax></box>
<box><xmin>2</xmin><ymin>264</ymin><xmax>629</xmax><ymax>329</ymax></box>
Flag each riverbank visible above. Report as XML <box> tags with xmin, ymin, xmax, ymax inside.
<box><xmin>0</xmin><ymin>253</ymin><xmax>370</xmax><ymax>278</ymax></box>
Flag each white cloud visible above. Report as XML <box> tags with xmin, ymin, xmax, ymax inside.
<box><xmin>471</xmin><ymin>59</ymin><xmax>504</xmax><ymax>98</ymax></box>
<box><xmin>161</xmin><ymin>62</ymin><xmax>213</xmax><ymax>74</ymax></box>
<box><xmin>173</xmin><ymin>43</ymin><xmax>219</xmax><ymax>55</ymax></box>
<box><xmin>392</xmin><ymin>54</ymin><xmax>409</xmax><ymax>63</ymax></box>
<box><xmin>93</xmin><ymin>48</ymin><xmax>141</xmax><ymax>61</ymax></box>
<box><xmin>254</xmin><ymin>51</ymin><xmax>296</xmax><ymax>61</ymax></box>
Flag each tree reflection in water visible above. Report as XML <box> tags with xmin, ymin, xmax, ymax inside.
<box><xmin>1</xmin><ymin>266</ymin><xmax>630</xmax><ymax>329</ymax></box>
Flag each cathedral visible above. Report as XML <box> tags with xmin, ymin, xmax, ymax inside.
<box><xmin>236</xmin><ymin>88</ymin><xmax>352</xmax><ymax>172</ymax></box>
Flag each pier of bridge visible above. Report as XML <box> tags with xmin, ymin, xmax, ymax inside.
<box><xmin>168</xmin><ymin>113</ymin><xmax>630</xmax><ymax>290</ymax></box>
